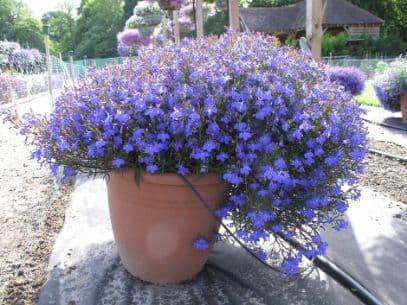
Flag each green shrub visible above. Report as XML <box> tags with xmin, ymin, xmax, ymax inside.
<box><xmin>322</xmin><ymin>33</ymin><xmax>348</xmax><ymax>57</ymax></box>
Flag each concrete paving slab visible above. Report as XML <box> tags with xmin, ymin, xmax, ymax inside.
<box><xmin>321</xmin><ymin>189</ymin><xmax>407</xmax><ymax>305</ymax></box>
<box><xmin>361</xmin><ymin>105</ymin><xmax>407</xmax><ymax>147</ymax></box>
<box><xmin>38</xmin><ymin>176</ymin><xmax>369</xmax><ymax>305</ymax></box>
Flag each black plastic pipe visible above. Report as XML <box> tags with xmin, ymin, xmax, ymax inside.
<box><xmin>180</xmin><ymin>175</ymin><xmax>387</xmax><ymax>305</ymax></box>
<box><xmin>368</xmin><ymin>148</ymin><xmax>407</xmax><ymax>163</ymax></box>
<box><xmin>286</xmin><ymin>237</ymin><xmax>386</xmax><ymax>305</ymax></box>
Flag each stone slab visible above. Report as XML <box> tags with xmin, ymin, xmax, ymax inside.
<box><xmin>38</xmin><ymin>177</ymin><xmax>370</xmax><ymax>305</ymax></box>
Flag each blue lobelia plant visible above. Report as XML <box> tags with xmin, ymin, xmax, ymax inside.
<box><xmin>373</xmin><ymin>57</ymin><xmax>407</xmax><ymax>111</ymax></box>
<box><xmin>327</xmin><ymin>66</ymin><xmax>366</xmax><ymax>96</ymax></box>
<box><xmin>4</xmin><ymin>31</ymin><xmax>368</xmax><ymax>275</ymax></box>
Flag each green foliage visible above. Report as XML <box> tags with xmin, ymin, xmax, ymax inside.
<box><xmin>204</xmin><ymin>11</ymin><xmax>228</xmax><ymax>36</ymax></box>
<box><xmin>7</xmin><ymin>17</ymin><xmax>43</xmax><ymax>51</ymax></box>
<box><xmin>349</xmin><ymin>0</ymin><xmax>407</xmax><ymax>42</ymax></box>
<box><xmin>75</xmin><ymin>0</ymin><xmax>123</xmax><ymax>58</ymax></box>
<box><xmin>284</xmin><ymin>36</ymin><xmax>298</xmax><ymax>48</ymax></box>
<box><xmin>42</xmin><ymin>8</ymin><xmax>75</xmax><ymax>59</ymax></box>
<box><xmin>122</xmin><ymin>0</ymin><xmax>139</xmax><ymax>28</ymax></box>
<box><xmin>322</xmin><ymin>33</ymin><xmax>348</xmax><ymax>57</ymax></box>
<box><xmin>354</xmin><ymin>80</ymin><xmax>380</xmax><ymax>107</ymax></box>
<box><xmin>0</xmin><ymin>0</ymin><xmax>43</xmax><ymax>51</ymax></box>
<box><xmin>351</xmin><ymin>35</ymin><xmax>407</xmax><ymax>57</ymax></box>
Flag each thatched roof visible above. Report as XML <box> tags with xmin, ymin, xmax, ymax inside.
<box><xmin>240</xmin><ymin>0</ymin><xmax>384</xmax><ymax>33</ymax></box>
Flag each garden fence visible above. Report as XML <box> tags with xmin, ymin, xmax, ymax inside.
<box><xmin>1</xmin><ymin>54</ymin><xmax>81</xmax><ymax>106</ymax></box>
<box><xmin>323</xmin><ymin>55</ymin><xmax>407</xmax><ymax>75</ymax></box>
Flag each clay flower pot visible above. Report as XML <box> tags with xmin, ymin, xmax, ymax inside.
<box><xmin>106</xmin><ymin>169</ymin><xmax>226</xmax><ymax>283</ymax></box>
<box><xmin>401</xmin><ymin>93</ymin><xmax>407</xmax><ymax>123</ymax></box>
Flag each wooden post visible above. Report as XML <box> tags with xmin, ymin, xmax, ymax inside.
<box><xmin>195</xmin><ymin>0</ymin><xmax>204</xmax><ymax>39</ymax></box>
<box><xmin>162</xmin><ymin>14</ymin><xmax>168</xmax><ymax>43</ymax></box>
<box><xmin>173</xmin><ymin>10</ymin><xmax>180</xmax><ymax>45</ymax></box>
<box><xmin>228</xmin><ymin>0</ymin><xmax>240</xmax><ymax>32</ymax></box>
<box><xmin>306</xmin><ymin>0</ymin><xmax>322</xmax><ymax>62</ymax></box>
<box><xmin>44</xmin><ymin>33</ymin><xmax>53</xmax><ymax>102</ymax></box>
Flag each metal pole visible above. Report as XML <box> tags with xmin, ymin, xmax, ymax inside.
<box><xmin>195</xmin><ymin>0</ymin><xmax>204</xmax><ymax>39</ymax></box>
<box><xmin>43</xmin><ymin>26</ymin><xmax>53</xmax><ymax>102</ymax></box>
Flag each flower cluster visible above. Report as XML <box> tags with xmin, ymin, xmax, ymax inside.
<box><xmin>0</xmin><ymin>41</ymin><xmax>44</xmax><ymax>73</ymax></box>
<box><xmin>117</xmin><ymin>29</ymin><xmax>151</xmax><ymax>57</ymax></box>
<box><xmin>327</xmin><ymin>66</ymin><xmax>366</xmax><ymax>96</ymax></box>
<box><xmin>11</xmin><ymin>32</ymin><xmax>367</xmax><ymax>274</ymax></box>
<box><xmin>373</xmin><ymin>57</ymin><xmax>407</xmax><ymax>111</ymax></box>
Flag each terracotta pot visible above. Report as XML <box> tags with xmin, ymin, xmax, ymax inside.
<box><xmin>106</xmin><ymin>169</ymin><xmax>226</xmax><ymax>283</ymax></box>
<box><xmin>401</xmin><ymin>93</ymin><xmax>407</xmax><ymax>123</ymax></box>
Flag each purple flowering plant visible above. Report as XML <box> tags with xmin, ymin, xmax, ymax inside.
<box><xmin>4</xmin><ymin>32</ymin><xmax>368</xmax><ymax>275</ymax></box>
<box><xmin>327</xmin><ymin>66</ymin><xmax>366</xmax><ymax>96</ymax></box>
<box><xmin>117</xmin><ymin>29</ymin><xmax>151</xmax><ymax>57</ymax></box>
<box><xmin>373</xmin><ymin>58</ymin><xmax>407</xmax><ymax>111</ymax></box>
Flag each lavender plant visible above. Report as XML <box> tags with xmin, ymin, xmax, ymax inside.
<box><xmin>327</xmin><ymin>66</ymin><xmax>366</xmax><ymax>96</ymax></box>
<box><xmin>373</xmin><ymin>57</ymin><xmax>407</xmax><ymax>111</ymax></box>
<box><xmin>6</xmin><ymin>32</ymin><xmax>367</xmax><ymax>275</ymax></box>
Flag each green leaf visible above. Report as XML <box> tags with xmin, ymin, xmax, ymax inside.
<box><xmin>134</xmin><ymin>167</ymin><xmax>141</xmax><ymax>189</ymax></box>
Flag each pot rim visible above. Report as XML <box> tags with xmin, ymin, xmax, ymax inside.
<box><xmin>108</xmin><ymin>169</ymin><xmax>224</xmax><ymax>186</ymax></box>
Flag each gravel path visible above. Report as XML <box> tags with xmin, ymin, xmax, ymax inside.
<box><xmin>360</xmin><ymin>139</ymin><xmax>407</xmax><ymax>204</ymax></box>
<box><xmin>0</xmin><ymin>98</ymin><xmax>72</xmax><ymax>305</ymax></box>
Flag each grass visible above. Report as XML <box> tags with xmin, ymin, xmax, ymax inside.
<box><xmin>354</xmin><ymin>79</ymin><xmax>381</xmax><ymax>107</ymax></box>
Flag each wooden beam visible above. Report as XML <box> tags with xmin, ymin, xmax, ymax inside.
<box><xmin>173</xmin><ymin>10</ymin><xmax>180</xmax><ymax>45</ymax></box>
<box><xmin>195</xmin><ymin>0</ymin><xmax>204</xmax><ymax>39</ymax></box>
<box><xmin>306</xmin><ymin>0</ymin><xmax>322</xmax><ymax>61</ymax></box>
<box><xmin>228</xmin><ymin>0</ymin><xmax>240</xmax><ymax>32</ymax></box>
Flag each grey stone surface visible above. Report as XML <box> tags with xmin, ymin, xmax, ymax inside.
<box><xmin>321</xmin><ymin>189</ymin><xmax>407</xmax><ymax>305</ymax></box>
<box><xmin>361</xmin><ymin>105</ymin><xmax>407</xmax><ymax>147</ymax></box>
<box><xmin>38</xmin><ymin>176</ymin><xmax>366</xmax><ymax>305</ymax></box>
<box><xmin>38</xmin><ymin>174</ymin><xmax>406</xmax><ymax>305</ymax></box>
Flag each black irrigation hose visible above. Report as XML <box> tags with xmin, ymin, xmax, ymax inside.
<box><xmin>286</xmin><ymin>238</ymin><xmax>385</xmax><ymax>305</ymax></box>
<box><xmin>180</xmin><ymin>175</ymin><xmax>385</xmax><ymax>305</ymax></box>
<box><xmin>368</xmin><ymin>148</ymin><xmax>407</xmax><ymax>163</ymax></box>
<box><xmin>362</xmin><ymin>117</ymin><xmax>407</xmax><ymax>132</ymax></box>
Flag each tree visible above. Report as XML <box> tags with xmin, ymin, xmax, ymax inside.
<box><xmin>8</xmin><ymin>17</ymin><xmax>43</xmax><ymax>50</ymax></box>
<box><xmin>122</xmin><ymin>0</ymin><xmax>139</xmax><ymax>29</ymax></box>
<box><xmin>42</xmin><ymin>6</ymin><xmax>76</xmax><ymax>58</ymax></box>
<box><xmin>0</xmin><ymin>0</ymin><xmax>43</xmax><ymax>51</ymax></box>
<box><xmin>349</xmin><ymin>0</ymin><xmax>407</xmax><ymax>42</ymax></box>
<box><xmin>75</xmin><ymin>0</ymin><xmax>123</xmax><ymax>58</ymax></box>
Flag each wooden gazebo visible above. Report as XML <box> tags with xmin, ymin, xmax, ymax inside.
<box><xmin>176</xmin><ymin>0</ymin><xmax>323</xmax><ymax>61</ymax></box>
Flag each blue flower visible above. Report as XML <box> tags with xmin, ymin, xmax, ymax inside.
<box><xmin>193</xmin><ymin>237</ymin><xmax>209</xmax><ymax>251</ymax></box>
<box><xmin>176</xmin><ymin>164</ymin><xmax>188</xmax><ymax>176</ymax></box>
<box><xmin>112</xmin><ymin>158</ymin><xmax>125</xmax><ymax>168</ymax></box>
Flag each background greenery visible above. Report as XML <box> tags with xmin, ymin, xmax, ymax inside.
<box><xmin>0</xmin><ymin>0</ymin><xmax>405</xmax><ymax>59</ymax></box>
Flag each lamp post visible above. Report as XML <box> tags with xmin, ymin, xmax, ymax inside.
<box><xmin>42</xmin><ymin>19</ymin><xmax>53</xmax><ymax>101</ymax></box>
